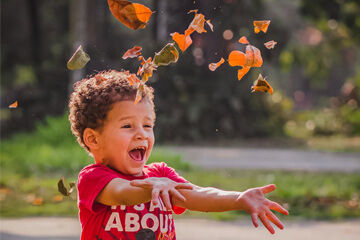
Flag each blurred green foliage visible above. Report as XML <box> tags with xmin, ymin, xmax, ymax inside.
<box><xmin>0</xmin><ymin>114</ymin><xmax>190</xmax><ymax>178</ymax></box>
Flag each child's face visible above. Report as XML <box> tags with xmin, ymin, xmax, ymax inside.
<box><xmin>96</xmin><ymin>100</ymin><xmax>155</xmax><ymax>176</ymax></box>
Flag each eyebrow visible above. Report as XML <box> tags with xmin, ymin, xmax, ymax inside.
<box><xmin>118</xmin><ymin>116</ymin><xmax>154</xmax><ymax>122</ymax></box>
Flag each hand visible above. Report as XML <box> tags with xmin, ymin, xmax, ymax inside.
<box><xmin>237</xmin><ymin>184</ymin><xmax>289</xmax><ymax>234</ymax></box>
<box><xmin>130</xmin><ymin>177</ymin><xmax>193</xmax><ymax>210</ymax></box>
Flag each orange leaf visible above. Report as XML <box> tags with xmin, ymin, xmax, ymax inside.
<box><xmin>171</xmin><ymin>32</ymin><xmax>192</xmax><ymax>52</ymax></box>
<box><xmin>237</xmin><ymin>66</ymin><xmax>251</xmax><ymax>80</ymax></box>
<box><xmin>238</xmin><ymin>36</ymin><xmax>249</xmax><ymax>44</ymax></box>
<box><xmin>8</xmin><ymin>101</ymin><xmax>18</xmax><ymax>109</ymax></box>
<box><xmin>228</xmin><ymin>50</ymin><xmax>246</xmax><ymax>67</ymax></box>
<box><xmin>134</xmin><ymin>83</ymin><xmax>145</xmax><ymax>105</ymax></box>
<box><xmin>251</xmin><ymin>74</ymin><xmax>273</xmax><ymax>94</ymax></box>
<box><xmin>122</xmin><ymin>46</ymin><xmax>142</xmax><ymax>59</ymax></box>
<box><xmin>245</xmin><ymin>45</ymin><xmax>263</xmax><ymax>67</ymax></box>
<box><xmin>187</xmin><ymin>12</ymin><xmax>207</xmax><ymax>34</ymax></box>
<box><xmin>52</xmin><ymin>195</ymin><xmax>64</xmax><ymax>203</ymax></box>
<box><xmin>107</xmin><ymin>0</ymin><xmax>153</xmax><ymax>30</ymax></box>
<box><xmin>32</xmin><ymin>197</ymin><xmax>43</xmax><ymax>206</ymax></box>
<box><xmin>209</xmin><ymin>58</ymin><xmax>225</xmax><ymax>71</ymax></box>
<box><xmin>206</xmin><ymin>20</ymin><xmax>214</xmax><ymax>32</ymax></box>
<box><xmin>264</xmin><ymin>40</ymin><xmax>277</xmax><ymax>49</ymax></box>
<box><xmin>253</xmin><ymin>20</ymin><xmax>271</xmax><ymax>34</ymax></box>
<box><xmin>127</xmin><ymin>73</ymin><xmax>141</xmax><ymax>86</ymax></box>
<box><xmin>137</xmin><ymin>57</ymin><xmax>156</xmax><ymax>81</ymax></box>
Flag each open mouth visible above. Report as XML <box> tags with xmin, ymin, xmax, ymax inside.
<box><xmin>129</xmin><ymin>146</ymin><xmax>146</xmax><ymax>161</ymax></box>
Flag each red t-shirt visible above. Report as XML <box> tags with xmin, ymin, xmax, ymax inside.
<box><xmin>77</xmin><ymin>162</ymin><xmax>187</xmax><ymax>240</ymax></box>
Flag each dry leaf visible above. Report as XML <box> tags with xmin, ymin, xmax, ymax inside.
<box><xmin>171</xmin><ymin>32</ymin><xmax>193</xmax><ymax>52</ymax></box>
<box><xmin>107</xmin><ymin>0</ymin><xmax>153</xmax><ymax>30</ymax></box>
<box><xmin>245</xmin><ymin>45</ymin><xmax>263</xmax><ymax>67</ymax></box>
<box><xmin>153</xmin><ymin>43</ymin><xmax>179</xmax><ymax>66</ymax></box>
<box><xmin>137</xmin><ymin>57</ymin><xmax>156</xmax><ymax>81</ymax></box>
<box><xmin>251</xmin><ymin>74</ymin><xmax>273</xmax><ymax>94</ymax></box>
<box><xmin>237</xmin><ymin>66</ymin><xmax>251</xmax><ymax>80</ymax></box>
<box><xmin>122</xmin><ymin>46</ymin><xmax>142</xmax><ymax>59</ymax></box>
<box><xmin>58</xmin><ymin>177</ymin><xmax>75</xmax><ymax>197</ymax></box>
<box><xmin>127</xmin><ymin>73</ymin><xmax>141</xmax><ymax>86</ymax></box>
<box><xmin>238</xmin><ymin>36</ymin><xmax>250</xmax><ymax>44</ymax></box>
<box><xmin>228</xmin><ymin>50</ymin><xmax>246</xmax><ymax>67</ymax></box>
<box><xmin>134</xmin><ymin>83</ymin><xmax>145</xmax><ymax>105</ymax></box>
<box><xmin>67</xmin><ymin>45</ymin><xmax>90</xmax><ymax>70</ymax></box>
<box><xmin>264</xmin><ymin>40</ymin><xmax>277</xmax><ymax>49</ymax></box>
<box><xmin>253</xmin><ymin>20</ymin><xmax>271</xmax><ymax>34</ymax></box>
<box><xmin>187</xmin><ymin>11</ymin><xmax>207</xmax><ymax>34</ymax></box>
<box><xmin>52</xmin><ymin>195</ymin><xmax>64</xmax><ymax>203</ymax></box>
<box><xmin>8</xmin><ymin>101</ymin><xmax>18</xmax><ymax>109</ymax></box>
<box><xmin>32</xmin><ymin>197</ymin><xmax>43</xmax><ymax>206</ymax></box>
<box><xmin>208</xmin><ymin>58</ymin><xmax>225</xmax><ymax>71</ymax></box>
<box><xmin>206</xmin><ymin>20</ymin><xmax>214</xmax><ymax>32</ymax></box>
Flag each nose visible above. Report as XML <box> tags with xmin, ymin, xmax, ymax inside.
<box><xmin>135</xmin><ymin>126</ymin><xmax>146</xmax><ymax>140</ymax></box>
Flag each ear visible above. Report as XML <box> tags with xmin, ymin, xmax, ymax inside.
<box><xmin>83</xmin><ymin>128</ymin><xmax>101</xmax><ymax>151</ymax></box>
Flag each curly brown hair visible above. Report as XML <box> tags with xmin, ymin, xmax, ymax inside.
<box><xmin>68</xmin><ymin>70</ymin><xmax>155</xmax><ymax>151</ymax></box>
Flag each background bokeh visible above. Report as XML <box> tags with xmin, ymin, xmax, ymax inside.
<box><xmin>1</xmin><ymin>0</ymin><xmax>360</xmax><ymax>224</ymax></box>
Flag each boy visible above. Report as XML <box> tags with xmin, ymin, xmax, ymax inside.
<box><xmin>69</xmin><ymin>70</ymin><xmax>288</xmax><ymax>240</ymax></box>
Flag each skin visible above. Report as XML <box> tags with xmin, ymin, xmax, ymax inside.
<box><xmin>83</xmin><ymin>99</ymin><xmax>289</xmax><ymax>234</ymax></box>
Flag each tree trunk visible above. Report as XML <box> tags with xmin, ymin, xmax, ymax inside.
<box><xmin>68</xmin><ymin>0</ymin><xmax>87</xmax><ymax>95</ymax></box>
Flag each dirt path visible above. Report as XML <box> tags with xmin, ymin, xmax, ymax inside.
<box><xmin>164</xmin><ymin>146</ymin><xmax>360</xmax><ymax>172</ymax></box>
<box><xmin>1</xmin><ymin>217</ymin><xmax>359</xmax><ymax>240</ymax></box>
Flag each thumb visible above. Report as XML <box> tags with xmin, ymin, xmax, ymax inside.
<box><xmin>261</xmin><ymin>184</ymin><xmax>276</xmax><ymax>194</ymax></box>
<box><xmin>130</xmin><ymin>180</ymin><xmax>152</xmax><ymax>188</ymax></box>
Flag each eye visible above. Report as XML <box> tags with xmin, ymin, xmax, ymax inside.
<box><xmin>121</xmin><ymin>124</ymin><xmax>131</xmax><ymax>128</ymax></box>
<box><xmin>144</xmin><ymin>124</ymin><xmax>153</xmax><ymax>128</ymax></box>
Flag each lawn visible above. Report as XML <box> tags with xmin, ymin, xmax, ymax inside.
<box><xmin>0</xmin><ymin>115</ymin><xmax>359</xmax><ymax>219</ymax></box>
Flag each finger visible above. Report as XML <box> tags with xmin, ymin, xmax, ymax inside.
<box><xmin>269</xmin><ymin>201</ymin><xmax>289</xmax><ymax>215</ymax></box>
<box><xmin>151</xmin><ymin>189</ymin><xmax>160</xmax><ymax>206</ymax></box>
<box><xmin>170</xmin><ymin>189</ymin><xmax>186</xmax><ymax>202</ymax></box>
<box><xmin>266</xmin><ymin>210</ymin><xmax>284</xmax><ymax>230</ymax></box>
<box><xmin>161</xmin><ymin>191</ymin><xmax>172</xmax><ymax>210</ymax></box>
<box><xmin>174</xmin><ymin>183</ymin><xmax>193</xmax><ymax>190</ymax></box>
<box><xmin>251</xmin><ymin>213</ymin><xmax>259</xmax><ymax>228</ymax></box>
<box><xmin>261</xmin><ymin>184</ymin><xmax>276</xmax><ymax>194</ymax></box>
<box><xmin>130</xmin><ymin>180</ymin><xmax>152</xmax><ymax>188</ymax></box>
<box><xmin>259</xmin><ymin>213</ymin><xmax>275</xmax><ymax>234</ymax></box>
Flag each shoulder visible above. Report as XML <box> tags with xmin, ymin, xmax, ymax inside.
<box><xmin>78</xmin><ymin>164</ymin><xmax>118</xmax><ymax>185</ymax></box>
<box><xmin>145</xmin><ymin>162</ymin><xmax>187</xmax><ymax>183</ymax></box>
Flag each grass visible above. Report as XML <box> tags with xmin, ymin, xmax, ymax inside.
<box><xmin>0</xmin><ymin>114</ymin><xmax>359</xmax><ymax>219</ymax></box>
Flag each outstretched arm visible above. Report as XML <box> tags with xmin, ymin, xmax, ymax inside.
<box><xmin>95</xmin><ymin>177</ymin><xmax>192</xmax><ymax>208</ymax></box>
<box><xmin>173</xmin><ymin>184</ymin><xmax>289</xmax><ymax>234</ymax></box>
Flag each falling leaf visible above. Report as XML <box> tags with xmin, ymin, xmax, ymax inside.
<box><xmin>32</xmin><ymin>197</ymin><xmax>43</xmax><ymax>206</ymax></box>
<box><xmin>253</xmin><ymin>20</ymin><xmax>271</xmax><ymax>34</ymax></box>
<box><xmin>137</xmin><ymin>57</ymin><xmax>156</xmax><ymax>81</ymax></box>
<box><xmin>127</xmin><ymin>73</ymin><xmax>141</xmax><ymax>86</ymax></box>
<box><xmin>153</xmin><ymin>43</ymin><xmax>179</xmax><ymax>66</ymax></box>
<box><xmin>245</xmin><ymin>45</ymin><xmax>263</xmax><ymax>67</ymax></box>
<box><xmin>58</xmin><ymin>177</ymin><xmax>75</xmax><ymax>196</ymax></box>
<box><xmin>95</xmin><ymin>75</ymin><xmax>107</xmax><ymax>85</ymax></box>
<box><xmin>208</xmin><ymin>58</ymin><xmax>225</xmax><ymax>71</ymax></box>
<box><xmin>8</xmin><ymin>101</ymin><xmax>18</xmax><ymax>108</ymax></box>
<box><xmin>237</xmin><ymin>66</ymin><xmax>251</xmax><ymax>80</ymax></box>
<box><xmin>228</xmin><ymin>50</ymin><xmax>246</xmax><ymax>67</ymax></box>
<box><xmin>134</xmin><ymin>83</ymin><xmax>145</xmax><ymax>105</ymax></box>
<box><xmin>67</xmin><ymin>45</ymin><xmax>90</xmax><ymax>70</ymax></box>
<box><xmin>206</xmin><ymin>20</ymin><xmax>214</xmax><ymax>32</ymax></box>
<box><xmin>171</xmin><ymin>32</ymin><xmax>192</xmax><ymax>52</ymax></box>
<box><xmin>238</xmin><ymin>36</ymin><xmax>250</xmax><ymax>44</ymax></box>
<box><xmin>122</xmin><ymin>46</ymin><xmax>142</xmax><ymax>59</ymax></box>
<box><xmin>186</xmin><ymin>11</ymin><xmax>207</xmax><ymax>35</ymax></box>
<box><xmin>264</xmin><ymin>40</ymin><xmax>277</xmax><ymax>49</ymax></box>
<box><xmin>251</xmin><ymin>74</ymin><xmax>273</xmax><ymax>94</ymax></box>
<box><xmin>107</xmin><ymin>0</ymin><xmax>153</xmax><ymax>30</ymax></box>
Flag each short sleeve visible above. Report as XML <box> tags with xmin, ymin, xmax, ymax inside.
<box><xmin>148</xmin><ymin>162</ymin><xmax>188</xmax><ymax>214</ymax></box>
<box><xmin>77</xmin><ymin>164</ymin><xmax>118</xmax><ymax>214</ymax></box>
